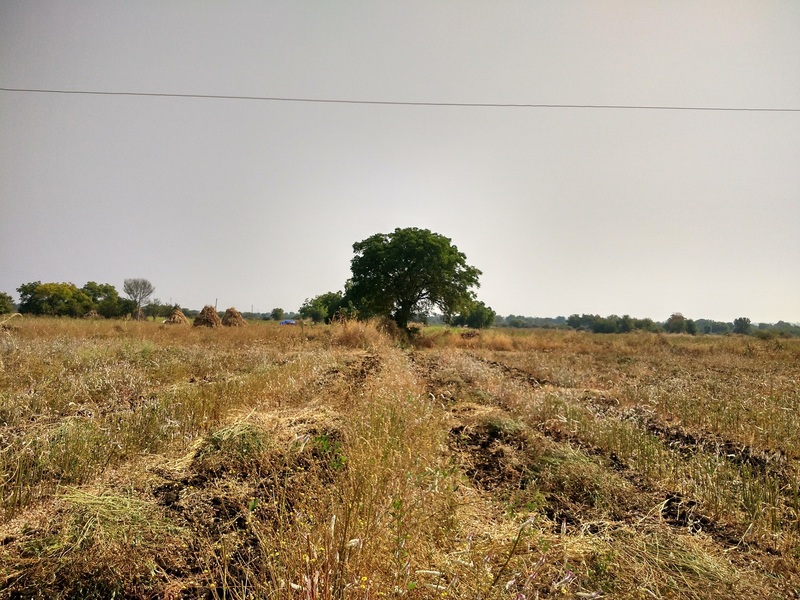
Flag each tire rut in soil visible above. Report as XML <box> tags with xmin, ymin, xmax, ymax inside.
<box><xmin>430</xmin><ymin>351</ymin><xmax>771</xmax><ymax>554</ymax></box>
<box><xmin>468</xmin><ymin>353</ymin><xmax>555</xmax><ymax>387</ymax></box>
<box><xmin>417</xmin><ymin>352</ymin><xmax>649</xmax><ymax>527</ymax></box>
<box><xmin>411</xmin><ymin>351</ymin><xmax>534</xmax><ymax>493</ymax></box>
<box><xmin>576</xmin><ymin>390</ymin><xmax>794</xmax><ymax>489</ymax></box>
<box><xmin>476</xmin><ymin>353</ymin><xmax>794</xmax><ymax>491</ymax></box>
<box><xmin>534</xmin><ymin>412</ymin><xmax>780</xmax><ymax>552</ymax></box>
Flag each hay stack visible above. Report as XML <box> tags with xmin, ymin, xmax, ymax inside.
<box><xmin>164</xmin><ymin>307</ymin><xmax>190</xmax><ymax>325</ymax></box>
<box><xmin>222</xmin><ymin>307</ymin><xmax>246</xmax><ymax>327</ymax></box>
<box><xmin>193</xmin><ymin>305</ymin><xmax>222</xmax><ymax>328</ymax></box>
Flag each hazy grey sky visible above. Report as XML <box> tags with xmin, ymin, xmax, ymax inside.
<box><xmin>2</xmin><ymin>1</ymin><xmax>799</xmax><ymax>322</ymax></box>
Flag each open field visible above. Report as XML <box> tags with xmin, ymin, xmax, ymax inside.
<box><xmin>1</xmin><ymin>318</ymin><xmax>799</xmax><ymax>599</ymax></box>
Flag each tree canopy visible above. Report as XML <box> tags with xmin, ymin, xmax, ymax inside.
<box><xmin>16</xmin><ymin>281</ymin><xmax>137</xmax><ymax>318</ymax></box>
<box><xmin>123</xmin><ymin>278</ymin><xmax>155</xmax><ymax>312</ymax></box>
<box><xmin>664</xmin><ymin>313</ymin><xmax>697</xmax><ymax>334</ymax></box>
<box><xmin>17</xmin><ymin>282</ymin><xmax>93</xmax><ymax>317</ymax></box>
<box><xmin>81</xmin><ymin>282</ymin><xmax>126</xmax><ymax>318</ymax></box>
<box><xmin>299</xmin><ymin>291</ymin><xmax>346</xmax><ymax>324</ymax></box>
<box><xmin>0</xmin><ymin>292</ymin><xmax>14</xmax><ymax>314</ymax></box>
<box><xmin>346</xmin><ymin>228</ymin><xmax>482</xmax><ymax>329</ymax></box>
<box><xmin>452</xmin><ymin>300</ymin><xmax>496</xmax><ymax>329</ymax></box>
<box><xmin>733</xmin><ymin>317</ymin><xmax>752</xmax><ymax>335</ymax></box>
<box><xmin>565</xmin><ymin>313</ymin><xmax>661</xmax><ymax>333</ymax></box>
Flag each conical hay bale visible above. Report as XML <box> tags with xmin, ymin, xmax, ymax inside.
<box><xmin>164</xmin><ymin>307</ymin><xmax>190</xmax><ymax>325</ymax></box>
<box><xmin>194</xmin><ymin>305</ymin><xmax>222</xmax><ymax>328</ymax></box>
<box><xmin>222</xmin><ymin>307</ymin><xmax>246</xmax><ymax>327</ymax></box>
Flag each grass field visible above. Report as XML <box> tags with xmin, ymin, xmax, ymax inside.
<box><xmin>1</xmin><ymin>318</ymin><xmax>798</xmax><ymax>599</ymax></box>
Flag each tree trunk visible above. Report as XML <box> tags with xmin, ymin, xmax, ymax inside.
<box><xmin>394</xmin><ymin>304</ymin><xmax>412</xmax><ymax>330</ymax></box>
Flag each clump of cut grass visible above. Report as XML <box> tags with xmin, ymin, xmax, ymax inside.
<box><xmin>192</xmin><ymin>421</ymin><xmax>273</xmax><ymax>476</ymax></box>
<box><xmin>59</xmin><ymin>487</ymin><xmax>178</xmax><ymax>548</ymax></box>
<box><xmin>607</xmin><ymin>526</ymin><xmax>758</xmax><ymax>598</ymax></box>
<box><xmin>1</xmin><ymin>488</ymin><xmax>183</xmax><ymax>598</ymax></box>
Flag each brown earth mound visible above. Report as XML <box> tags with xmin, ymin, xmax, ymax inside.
<box><xmin>193</xmin><ymin>305</ymin><xmax>222</xmax><ymax>328</ymax></box>
<box><xmin>222</xmin><ymin>307</ymin><xmax>246</xmax><ymax>327</ymax></box>
<box><xmin>164</xmin><ymin>307</ymin><xmax>190</xmax><ymax>325</ymax></box>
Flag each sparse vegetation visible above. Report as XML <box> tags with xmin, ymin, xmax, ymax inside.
<box><xmin>1</xmin><ymin>318</ymin><xmax>799</xmax><ymax>598</ymax></box>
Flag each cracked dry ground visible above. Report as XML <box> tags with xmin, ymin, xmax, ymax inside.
<box><xmin>1</xmin><ymin>324</ymin><xmax>799</xmax><ymax>599</ymax></box>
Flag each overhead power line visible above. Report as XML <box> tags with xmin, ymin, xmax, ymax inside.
<box><xmin>1</xmin><ymin>86</ymin><xmax>799</xmax><ymax>112</ymax></box>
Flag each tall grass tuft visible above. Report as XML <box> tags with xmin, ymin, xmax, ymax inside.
<box><xmin>328</xmin><ymin>318</ymin><xmax>393</xmax><ymax>349</ymax></box>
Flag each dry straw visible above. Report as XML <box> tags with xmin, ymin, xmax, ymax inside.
<box><xmin>164</xmin><ymin>307</ymin><xmax>190</xmax><ymax>325</ymax></box>
<box><xmin>222</xmin><ymin>307</ymin><xmax>246</xmax><ymax>327</ymax></box>
<box><xmin>193</xmin><ymin>305</ymin><xmax>222</xmax><ymax>328</ymax></box>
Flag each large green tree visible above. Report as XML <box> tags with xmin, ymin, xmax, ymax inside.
<box><xmin>81</xmin><ymin>281</ymin><xmax>117</xmax><ymax>305</ymax></box>
<box><xmin>17</xmin><ymin>282</ymin><xmax>93</xmax><ymax>317</ymax></box>
<box><xmin>16</xmin><ymin>282</ymin><xmax>43</xmax><ymax>314</ymax></box>
<box><xmin>81</xmin><ymin>282</ymin><xmax>127</xmax><ymax>317</ymax></box>
<box><xmin>452</xmin><ymin>300</ymin><xmax>496</xmax><ymax>329</ymax></box>
<box><xmin>346</xmin><ymin>228</ymin><xmax>481</xmax><ymax>329</ymax></box>
<box><xmin>664</xmin><ymin>313</ymin><xmax>688</xmax><ymax>334</ymax></box>
<box><xmin>299</xmin><ymin>291</ymin><xmax>346</xmax><ymax>324</ymax></box>
<box><xmin>0</xmin><ymin>292</ymin><xmax>14</xmax><ymax>314</ymax></box>
<box><xmin>733</xmin><ymin>317</ymin><xmax>751</xmax><ymax>335</ymax></box>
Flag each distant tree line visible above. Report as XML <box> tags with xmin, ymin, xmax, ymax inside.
<box><xmin>3</xmin><ymin>277</ymin><xmax>798</xmax><ymax>338</ymax></box>
<box><xmin>495</xmin><ymin>315</ymin><xmax>568</xmax><ymax>329</ymax></box>
<box><xmin>15</xmin><ymin>281</ymin><xmax>132</xmax><ymax>317</ymax></box>
<box><xmin>9</xmin><ymin>280</ymin><xmax>181</xmax><ymax>320</ymax></box>
<box><xmin>2</xmin><ymin>282</ymin><xmax>306</xmax><ymax>323</ymax></box>
<box><xmin>492</xmin><ymin>312</ymin><xmax>800</xmax><ymax>337</ymax></box>
<box><xmin>750</xmin><ymin>320</ymin><xmax>800</xmax><ymax>338</ymax></box>
<box><xmin>564</xmin><ymin>313</ymin><xmax>664</xmax><ymax>333</ymax></box>
<box><xmin>244</xmin><ymin>309</ymin><xmax>300</xmax><ymax>322</ymax></box>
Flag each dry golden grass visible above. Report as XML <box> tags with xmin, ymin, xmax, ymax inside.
<box><xmin>1</xmin><ymin>318</ymin><xmax>798</xmax><ymax>598</ymax></box>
